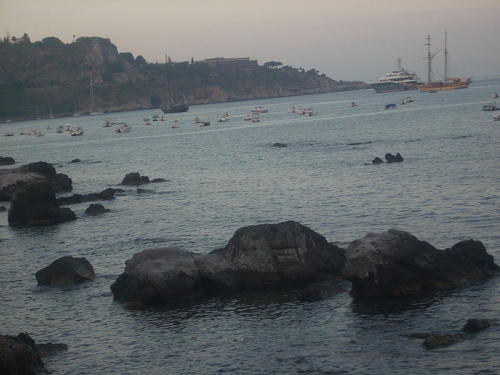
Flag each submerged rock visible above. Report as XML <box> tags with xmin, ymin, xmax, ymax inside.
<box><xmin>36</xmin><ymin>256</ymin><xmax>95</xmax><ymax>285</ymax></box>
<box><xmin>385</xmin><ymin>152</ymin><xmax>404</xmax><ymax>163</ymax></box>
<box><xmin>84</xmin><ymin>203</ymin><xmax>110</xmax><ymax>216</ymax></box>
<box><xmin>341</xmin><ymin>229</ymin><xmax>499</xmax><ymax>297</ymax></box>
<box><xmin>57</xmin><ymin>188</ymin><xmax>115</xmax><ymax>205</ymax></box>
<box><xmin>462</xmin><ymin>319</ymin><xmax>491</xmax><ymax>333</ymax></box>
<box><xmin>111</xmin><ymin>221</ymin><xmax>346</xmax><ymax>304</ymax></box>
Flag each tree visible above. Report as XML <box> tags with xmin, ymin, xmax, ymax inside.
<box><xmin>263</xmin><ymin>61</ymin><xmax>283</xmax><ymax>69</ymax></box>
<box><xmin>135</xmin><ymin>55</ymin><xmax>147</xmax><ymax>65</ymax></box>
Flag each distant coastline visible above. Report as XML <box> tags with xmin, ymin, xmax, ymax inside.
<box><xmin>0</xmin><ymin>35</ymin><xmax>369</xmax><ymax>122</ymax></box>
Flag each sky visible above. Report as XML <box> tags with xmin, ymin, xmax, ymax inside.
<box><xmin>1</xmin><ymin>0</ymin><xmax>500</xmax><ymax>83</ymax></box>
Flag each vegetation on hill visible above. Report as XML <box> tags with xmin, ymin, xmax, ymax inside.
<box><xmin>0</xmin><ymin>34</ymin><xmax>368</xmax><ymax>121</ymax></box>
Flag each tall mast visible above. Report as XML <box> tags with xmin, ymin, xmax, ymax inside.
<box><xmin>444</xmin><ymin>31</ymin><xmax>448</xmax><ymax>82</ymax></box>
<box><xmin>425</xmin><ymin>35</ymin><xmax>432</xmax><ymax>84</ymax></box>
<box><xmin>424</xmin><ymin>34</ymin><xmax>439</xmax><ymax>84</ymax></box>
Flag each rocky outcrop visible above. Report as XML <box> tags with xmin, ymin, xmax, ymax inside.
<box><xmin>35</xmin><ymin>256</ymin><xmax>95</xmax><ymax>285</ymax></box>
<box><xmin>341</xmin><ymin>229</ymin><xmax>499</xmax><ymax>297</ymax></box>
<box><xmin>121</xmin><ymin>172</ymin><xmax>150</xmax><ymax>186</ymax></box>
<box><xmin>407</xmin><ymin>319</ymin><xmax>491</xmax><ymax>349</ymax></box>
<box><xmin>111</xmin><ymin>221</ymin><xmax>346</xmax><ymax>304</ymax></box>
<box><xmin>0</xmin><ymin>332</ymin><xmax>67</xmax><ymax>374</ymax></box>
<box><xmin>0</xmin><ymin>161</ymin><xmax>72</xmax><ymax>201</ymax></box>
<box><xmin>385</xmin><ymin>152</ymin><xmax>404</xmax><ymax>163</ymax></box>
<box><xmin>0</xmin><ymin>333</ymin><xmax>43</xmax><ymax>375</ymax></box>
<box><xmin>0</xmin><ymin>156</ymin><xmax>15</xmax><ymax>166</ymax></box>
<box><xmin>56</xmin><ymin>188</ymin><xmax>115</xmax><ymax>205</ymax></box>
<box><xmin>84</xmin><ymin>203</ymin><xmax>110</xmax><ymax>216</ymax></box>
<box><xmin>8</xmin><ymin>181</ymin><xmax>76</xmax><ymax>226</ymax></box>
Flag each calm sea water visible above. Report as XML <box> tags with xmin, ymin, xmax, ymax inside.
<box><xmin>1</xmin><ymin>79</ymin><xmax>500</xmax><ymax>374</ymax></box>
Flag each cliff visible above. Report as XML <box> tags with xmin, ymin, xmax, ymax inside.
<box><xmin>0</xmin><ymin>36</ymin><xmax>368</xmax><ymax>121</ymax></box>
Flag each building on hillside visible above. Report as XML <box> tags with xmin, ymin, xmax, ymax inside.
<box><xmin>198</xmin><ymin>57</ymin><xmax>261</xmax><ymax>74</ymax></box>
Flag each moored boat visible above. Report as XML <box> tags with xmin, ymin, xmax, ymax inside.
<box><xmin>161</xmin><ymin>103</ymin><xmax>189</xmax><ymax>114</ymax></box>
<box><xmin>371</xmin><ymin>58</ymin><xmax>422</xmax><ymax>93</ymax></box>
<box><xmin>250</xmin><ymin>106</ymin><xmax>268</xmax><ymax>114</ymax></box>
<box><xmin>70</xmin><ymin>126</ymin><xmax>84</xmax><ymax>136</ymax></box>
<box><xmin>115</xmin><ymin>123</ymin><xmax>132</xmax><ymax>133</ymax></box>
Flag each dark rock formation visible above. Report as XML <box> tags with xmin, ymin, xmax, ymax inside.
<box><xmin>84</xmin><ymin>203</ymin><xmax>110</xmax><ymax>216</ymax></box>
<box><xmin>151</xmin><ymin>178</ymin><xmax>167</xmax><ymax>183</ymax></box>
<box><xmin>372</xmin><ymin>157</ymin><xmax>384</xmax><ymax>164</ymax></box>
<box><xmin>56</xmin><ymin>187</ymin><xmax>115</xmax><ymax>205</ymax></box>
<box><xmin>420</xmin><ymin>333</ymin><xmax>466</xmax><ymax>349</ymax></box>
<box><xmin>341</xmin><ymin>229</ymin><xmax>499</xmax><ymax>297</ymax></box>
<box><xmin>121</xmin><ymin>172</ymin><xmax>150</xmax><ymax>186</ymax></box>
<box><xmin>385</xmin><ymin>152</ymin><xmax>404</xmax><ymax>163</ymax></box>
<box><xmin>0</xmin><ymin>156</ymin><xmax>15</xmax><ymax>165</ymax></box>
<box><xmin>35</xmin><ymin>256</ymin><xmax>95</xmax><ymax>285</ymax></box>
<box><xmin>8</xmin><ymin>181</ymin><xmax>77</xmax><ymax>226</ymax></box>
<box><xmin>0</xmin><ymin>161</ymin><xmax>72</xmax><ymax>201</ymax></box>
<box><xmin>0</xmin><ymin>332</ymin><xmax>68</xmax><ymax>374</ymax></box>
<box><xmin>0</xmin><ymin>333</ymin><xmax>43</xmax><ymax>374</ymax></box>
<box><xmin>272</xmin><ymin>143</ymin><xmax>287</xmax><ymax>148</ymax></box>
<box><xmin>70</xmin><ymin>158</ymin><xmax>81</xmax><ymax>163</ymax></box>
<box><xmin>111</xmin><ymin>221</ymin><xmax>346</xmax><ymax>304</ymax></box>
<box><xmin>462</xmin><ymin>319</ymin><xmax>491</xmax><ymax>333</ymax></box>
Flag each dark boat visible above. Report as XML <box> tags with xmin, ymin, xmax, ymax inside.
<box><xmin>161</xmin><ymin>104</ymin><xmax>189</xmax><ymax>114</ymax></box>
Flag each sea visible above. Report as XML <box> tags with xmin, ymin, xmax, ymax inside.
<box><xmin>1</xmin><ymin>78</ymin><xmax>500</xmax><ymax>375</ymax></box>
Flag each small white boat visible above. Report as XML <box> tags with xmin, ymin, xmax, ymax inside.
<box><xmin>492</xmin><ymin>92</ymin><xmax>499</xmax><ymax>98</ymax></box>
<box><xmin>493</xmin><ymin>115</ymin><xmax>500</xmax><ymax>121</ymax></box>
<box><xmin>297</xmin><ymin>106</ymin><xmax>317</xmax><ymax>116</ymax></box>
<box><xmin>251</xmin><ymin>113</ymin><xmax>260</xmax><ymax>122</ymax></box>
<box><xmin>35</xmin><ymin>131</ymin><xmax>45</xmax><ymax>137</ymax></box>
<box><xmin>171</xmin><ymin>118</ymin><xmax>179</xmax><ymax>123</ymax></box>
<box><xmin>218</xmin><ymin>112</ymin><xmax>231</xmax><ymax>122</ymax></box>
<box><xmin>288</xmin><ymin>106</ymin><xmax>298</xmax><ymax>113</ymax></box>
<box><xmin>116</xmin><ymin>123</ymin><xmax>132</xmax><ymax>133</ymax></box>
<box><xmin>171</xmin><ymin>124</ymin><xmax>180</xmax><ymax>128</ymax></box>
<box><xmin>4</xmin><ymin>132</ymin><xmax>14</xmax><ymax>137</ymax></box>
<box><xmin>349</xmin><ymin>102</ymin><xmax>358</xmax><ymax>107</ymax></box>
<box><xmin>102</xmin><ymin>118</ymin><xmax>116</xmax><ymax>127</ymax></box>
<box><xmin>70</xmin><ymin>126</ymin><xmax>84</xmax><ymax>136</ymax></box>
<box><xmin>251</xmin><ymin>106</ymin><xmax>268</xmax><ymax>114</ymax></box>
<box><xmin>244</xmin><ymin>113</ymin><xmax>252</xmax><ymax>121</ymax></box>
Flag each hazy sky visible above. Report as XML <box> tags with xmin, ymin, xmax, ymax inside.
<box><xmin>1</xmin><ymin>0</ymin><xmax>499</xmax><ymax>82</ymax></box>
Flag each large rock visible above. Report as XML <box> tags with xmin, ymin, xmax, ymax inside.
<box><xmin>121</xmin><ymin>172</ymin><xmax>149</xmax><ymax>186</ymax></box>
<box><xmin>8</xmin><ymin>181</ymin><xmax>76</xmax><ymax>226</ymax></box>
<box><xmin>0</xmin><ymin>161</ymin><xmax>72</xmax><ymax>201</ymax></box>
<box><xmin>341</xmin><ymin>229</ymin><xmax>499</xmax><ymax>297</ymax></box>
<box><xmin>111</xmin><ymin>221</ymin><xmax>346</xmax><ymax>304</ymax></box>
<box><xmin>0</xmin><ymin>333</ymin><xmax>44</xmax><ymax>375</ymax></box>
<box><xmin>36</xmin><ymin>256</ymin><xmax>95</xmax><ymax>285</ymax></box>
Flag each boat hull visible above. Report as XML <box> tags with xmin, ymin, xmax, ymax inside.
<box><xmin>371</xmin><ymin>82</ymin><xmax>418</xmax><ymax>93</ymax></box>
<box><xmin>417</xmin><ymin>79</ymin><xmax>471</xmax><ymax>92</ymax></box>
<box><xmin>161</xmin><ymin>104</ymin><xmax>189</xmax><ymax>114</ymax></box>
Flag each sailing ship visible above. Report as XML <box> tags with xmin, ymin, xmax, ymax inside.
<box><xmin>161</xmin><ymin>67</ymin><xmax>189</xmax><ymax>114</ymax></box>
<box><xmin>417</xmin><ymin>33</ymin><xmax>471</xmax><ymax>92</ymax></box>
<box><xmin>89</xmin><ymin>76</ymin><xmax>103</xmax><ymax>115</ymax></box>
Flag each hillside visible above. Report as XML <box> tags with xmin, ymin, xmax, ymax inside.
<box><xmin>0</xmin><ymin>36</ymin><xmax>368</xmax><ymax>121</ymax></box>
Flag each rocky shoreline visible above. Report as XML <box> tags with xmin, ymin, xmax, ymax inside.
<box><xmin>1</xmin><ymin>160</ymin><xmax>499</xmax><ymax>373</ymax></box>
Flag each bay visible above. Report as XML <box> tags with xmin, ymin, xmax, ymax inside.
<box><xmin>1</xmin><ymin>78</ymin><xmax>500</xmax><ymax>374</ymax></box>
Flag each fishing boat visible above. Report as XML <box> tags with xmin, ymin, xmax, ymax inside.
<box><xmin>417</xmin><ymin>33</ymin><xmax>471</xmax><ymax>92</ymax></box>
<box><xmin>371</xmin><ymin>58</ymin><xmax>423</xmax><ymax>93</ymax></box>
